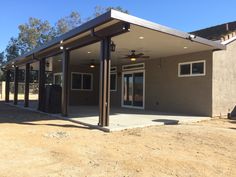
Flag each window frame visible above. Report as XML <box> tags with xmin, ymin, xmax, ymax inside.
<box><xmin>178</xmin><ymin>60</ymin><xmax>206</xmax><ymax>77</ymax></box>
<box><xmin>110</xmin><ymin>67</ymin><xmax>117</xmax><ymax>92</ymax></box>
<box><xmin>71</xmin><ymin>72</ymin><xmax>93</xmax><ymax>91</ymax></box>
<box><xmin>53</xmin><ymin>72</ymin><xmax>62</xmax><ymax>86</ymax></box>
<box><xmin>110</xmin><ymin>73</ymin><xmax>117</xmax><ymax>92</ymax></box>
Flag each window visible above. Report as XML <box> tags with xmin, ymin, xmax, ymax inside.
<box><xmin>53</xmin><ymin>73</ymin><xmax>62</xmax><ymax>86</ymax></box>
<box><xmin>110</xmin><ymin>73</ymin><xmax>117</xmax><ymax>91</ymax></box>
<box><xmin>110</xmin><ymin>67</ymin><xmax>117</xmax><ymax>91</ymax></box>
<box><xmin>178</xmin><ymin>60</ymin><xmax>205</xmax><ymax>77</ymax></box>
<box><xmin>71</xmin><ymin>72</ymin><xmax>93</xmax><ymax>90</ymax></box>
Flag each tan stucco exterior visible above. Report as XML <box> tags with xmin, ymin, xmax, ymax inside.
<box><xmin>145</xmin><ymin>51</ymin><xmax>213</xmax><ymax>116</ymax></box>
<box><xmin>212</xmin><ymin>40</ymin><xmax>236</xmax><ymax>117</ymax></box>
<box><xmin>51</xmin><ymin>46</ymin><xmax>236</xmax><ymax>117</ymax></box>
<box><xmin>112</xmin><ymin>51</ymin><xmax>213</xmax><ymax>116</ymax></box>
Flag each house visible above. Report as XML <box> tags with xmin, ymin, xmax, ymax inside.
<box><xmin>2</xmin><ymin>10</ymin><xmax>236</xmax><ymax>127</ymax></box>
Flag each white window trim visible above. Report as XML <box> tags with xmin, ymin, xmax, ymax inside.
<box><xmin>111</xmin><ymin>66</ymin><xmax>117</xmax><ymax>72</ymax></box>
<box><xmin>71</xmin><ymin>72</ymin><xmax>93</xmax><ymax>91</ymax></box>
<box><xmin>110</xmin><ymin>73</ymin><xmax>117</xmax><ymax>92</ymax></box>
<box><xmin>121</xmin><ymin>69</ymin><xmax>145</xmax><ymax>110</ymax></box>
<box><xmin>122</xmin><ymin>63</ymin><xmax>145</xmax><ymax>71</ymax></box>
<box><xmin>178</xmin><ymin>60</ymin><xmax>206</xmax><ymax>77</ymax></box>
<box><xmin>53</xmin><ymin>72</ymin><xmax>62</xmax><ymax>85</ymax></box>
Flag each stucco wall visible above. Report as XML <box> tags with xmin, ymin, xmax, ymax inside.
<box><xmin>110</xmin><ymin>51</ymin><xmax>213</xmax><ymax>116</ymax></box>
<box><xmin>145</xmin><ymin>51</ymin><xmax>213</xmax><ymax>116</ymax></box>
<box><xmin>52</xmin><ymin>60</ymin><xmax>99</xmax><ymax>106</ymax></box>
<box><xmin>68</xmin><ymin>65</ymin><xmax>99</xmax><ymax>106</ymax></box>
<box><xmin>212</xmin><ymin>41</ymin><xmax>236</xmax><ymax>117</ymax></box>
<box><xmin>52</xmin><ymin>51</ymin><xmax>213</xmax><ymax>116</ymax></box>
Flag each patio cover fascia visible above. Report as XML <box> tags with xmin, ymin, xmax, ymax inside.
<box><xmin>2</xmin><ymin>9</ymin><xmax>225</xmax><ymax>69</ymax></box>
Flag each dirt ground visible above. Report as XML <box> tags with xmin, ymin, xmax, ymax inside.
<box><xmin>0</xmin><ymin>102</ymin><xmax>235</xmax><ymax>177</ymax></box>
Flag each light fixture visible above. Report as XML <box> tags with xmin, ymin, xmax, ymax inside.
<box><xmin>90</xmin><ymin>60</ymin><xmax>95</xmax><ymax>68</ymax></box>
<box><xmin>46</xmin><ymin>62</ymin><xmax>50</xmax><ymax>67</ymax></box>
<box><xmin>139</xmin><ymin>36</ymin><xmax>144</xmax><ymax>40</ymax></box>
<box><xmin>184</xmin><ymin>46</ymin><xmax>188</xmax><ymax>49</ymax></box>
<box><xmin>188</xmin><ymin>34</ymin><xmax>196</xmax><ymax>41</ymax></box>
<box><xmin>87</xmin><ymin>51</ymin><xmax>91</xmax><ymax>54</ymax></box>
<box><xmin>130</xmin><ymin>57</ymin><xmax>136</xmax><ymax>62</ymax></box>
<box><xmin>60</xmin><ymin>40</ymin><xmax>63</xmax><ymax>44</ymax></box>
<box><xmin>122</xmin><ymin>23</ymin><xmax>130</xmax><ymax>31</ymax></box>
<box><xmin>110</xmin><ymin>41</ymin><xmax>116</xmax><ymax>52</ymax></box>
<box><xmin>60</xmin><ymin>46</ymin><xmax>64</xmax><ymax>50</ymax></box>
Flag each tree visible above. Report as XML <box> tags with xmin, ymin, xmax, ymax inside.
<box><xmin>0</xmin><ymin>52</ymin><xmax>4</xmax><ymax>66</ymax></box>
<box><xmin>93</xmin><ymin>6</ymin><xmax>128</xmax><ymax>17</ymax></box>
<box><xmin>54</xmin><ymin>11</ymin><xmax>81</xmax><ymax>35</ymax></box>
<box><xmin>18</xmin><ymin>17</ymin><xmax>53</xmax><ymax>53</ymax></box>
<box><xmin>3</xmin><ymin>7</ymin><xmax>127</xmax><ymax>62</ymax></box>
<box><xmin>5</xmin><ymin>37</ymin><xmax>20</xmax><ymax>61</ymax></box>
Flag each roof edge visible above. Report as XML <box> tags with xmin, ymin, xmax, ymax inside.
<box><xmin>221</xmin><ymin>36</ymin><xmax>236</xmax><ymax>45</ymax></box>
<box><xmin>3</xmin><ymin>10</ymin><xmax>113</xmax><ymax>68</ymax></box>
<box><xmin>110</xmin><ymin>9</ymin><xmax>226</xmax><ymax>50</ymax></box>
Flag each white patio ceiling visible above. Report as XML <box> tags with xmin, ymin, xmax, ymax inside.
<box><xmin>67</xmin><ymin>23</ymin><xmax>218</xmax><ymax>65</ymax></box>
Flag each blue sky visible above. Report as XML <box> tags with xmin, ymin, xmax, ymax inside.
<box><xmin>0</xmin><ymin>0</ymin><xmax>236</xmax><ymax>51</ymax></box>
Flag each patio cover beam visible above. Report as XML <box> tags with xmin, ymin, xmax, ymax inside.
<box><xmin>38</xmin><ymin>58</ymin><xmax>46</xmax><ymax>111</ymax></box>
<box><xmin>24</xmin><ymin>63</ymin><xmax>30</xmax><ymax>107</ymax></box>
<box><xmin>5</xmin><ymin>70</ymin><xmax>10</xmax><ymax>102</ymax></box>
<box><xmin>61</xmin><ymin>49</ymin><xmax>70</xmax><ymax>116</ymax></box>
<box><xmin>13</xmin><ymin>66</ymin><xmax>19</xmax><ymax>105</ymax></box>
<box><xmin>99</xmin><ymin>37</ymin><xmax>111</xmax><ymax>127</ymax></box>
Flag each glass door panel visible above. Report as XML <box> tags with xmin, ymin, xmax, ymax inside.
<box><xmin>122</xmin><ymin>71</ymin><xmax>144</xmax><ymax>108</ymax></box>
<box><xmin>133</xmin><ymin>72</ymin><xmax>144</xmax><ymax>107</ymax></box>
<box><xmin>123</xmin><ymin>74</ymin><xmax>133</xmax><ymax>106</ymax></box>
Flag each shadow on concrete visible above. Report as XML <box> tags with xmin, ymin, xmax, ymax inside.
<box><xmin>229</xmin><ymin>127</ymin><xmax>236</xmax><ymax>130</ymax></box>
<box><xmin>152</xmin><ymin>119</ymin><xmax>179</xmax><ymax>125</ymax></box>
<box><xmin>0</xmin><ymin>101</ymin><xmax>95</xmax><ymax>130</ymax></box>
<box><xmin>229</xmin><ymin>120</ymin><xmax>236</xmax><ymax>124</ymax></box>
<box><xmin>19</xmin><ymin>122</ymin><xmax>95</xmax><ymax>130</ymax></box>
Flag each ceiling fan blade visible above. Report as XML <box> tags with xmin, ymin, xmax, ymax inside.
<box><xmin>136</xmin><ymin>53</ymin><xmax>144</xmax><ymax>57</ymax></box>
<box><xmin>140</xmin><ymin>56</ymin><xmax>150</xmax><ymax>58</ymax></box>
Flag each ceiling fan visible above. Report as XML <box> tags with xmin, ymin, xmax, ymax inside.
<box><xmin>121</xmin><ymin>50</ymin><xmax>150</xmax><ymax>61</ymax></box>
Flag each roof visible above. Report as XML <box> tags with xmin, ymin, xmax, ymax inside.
<box><xmin>3</xmin><ymin>10</ymin><xmax>225</xmax><ymax>69</ymax></box>
<box><xmin>191</xmin><ymin>21</ymin><xmax>236</xmax><ymax>41</ymax></box>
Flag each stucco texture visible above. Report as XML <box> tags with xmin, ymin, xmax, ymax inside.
<box><xmin>145</xmin><ymin>51</ymin><xmax>213</xmax><ymax>116</ymax></box>
<box><xmin>212</xmin><ymin>40</ymin><xmax>236</xmax><ymax>117</ymax></box>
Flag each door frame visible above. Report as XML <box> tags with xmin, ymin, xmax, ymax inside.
<box><xmin>121</xmin><ymin>69</ymin><xmax>145</xmax><ymax>109</ymax></box>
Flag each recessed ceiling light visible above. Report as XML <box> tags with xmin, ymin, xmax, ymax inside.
<box><xmin>87</xmin><ymin>51</ymin><xmax>91</xmax><ymax>54</ymax></box>
<box><xmin>60</xmin><ymin>40</ymin><xmax>63</xmax><ymax>44</ymax></box>
<box><xmin>130</xmin><ymin>58</ymin><xmax>136</xmax><ymax>62</ymax></box>
<box><xmin>139</xmin><ymin>36</ymin><xmax>144</xmax><ymax>40</ymax></box>
<box><xmin>60</xmin><ymin>46</ymin><xmax>64</xmax><ymax>50</ymax></box>
<box><xmin>90</xmin><ymin>64</ymin><xmax>95</xmax><ymax>68</ymax></box>
<box><xmin>184</xmin><ymin>46</ymin><xmax>188</xmax><ymax>49</ymax></box>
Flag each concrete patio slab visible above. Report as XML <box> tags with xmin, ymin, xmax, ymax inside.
<box><xmin>8</xmin><ymin>102</ymin><xmax>211</xmax><ymax>132</ymax></box>
<box><xmin>68</xmin><ymin>106</ymin><xmax>211</xmax><ymax>132</ymax></box>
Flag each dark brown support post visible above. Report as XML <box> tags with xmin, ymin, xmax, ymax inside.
<box><xmin>61</xmin><ymin>49</ymin><xmax>70</xmax><ymax>116</ymax></box>
<box><xmin>38</xmin><ymin>58</ymin><xmax>46</xmax><ymax>111</ymax></box>
<box><xmin>5</xmin><ymin>70</ymin><xmax>10</xmax><ymax>102</ymax></box>
<box><xmin>24</xmin><ymin>63</ymin><xmax>30</xmax><ymax>107</ymax></box>
<box><xmin>99</xmin><ymin>37</ymin><xmax>111</xmax><ymax>127</ymax></box>
<box><xmin>13</xmin><ymin>66</ymin><xmax>19</xmax><ymax>105</ymax></box>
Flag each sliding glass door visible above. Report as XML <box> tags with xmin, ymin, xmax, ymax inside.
<box><xmin>122</xmin><ymin>71</ymin><xmax>144</xmax><ymax>108</ymax></box>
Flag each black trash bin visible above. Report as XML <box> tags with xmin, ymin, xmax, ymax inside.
<box><xmin>44</xmin><ymin>85</ymin><xmax>62</xmax><ymax>113</ymax></box>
